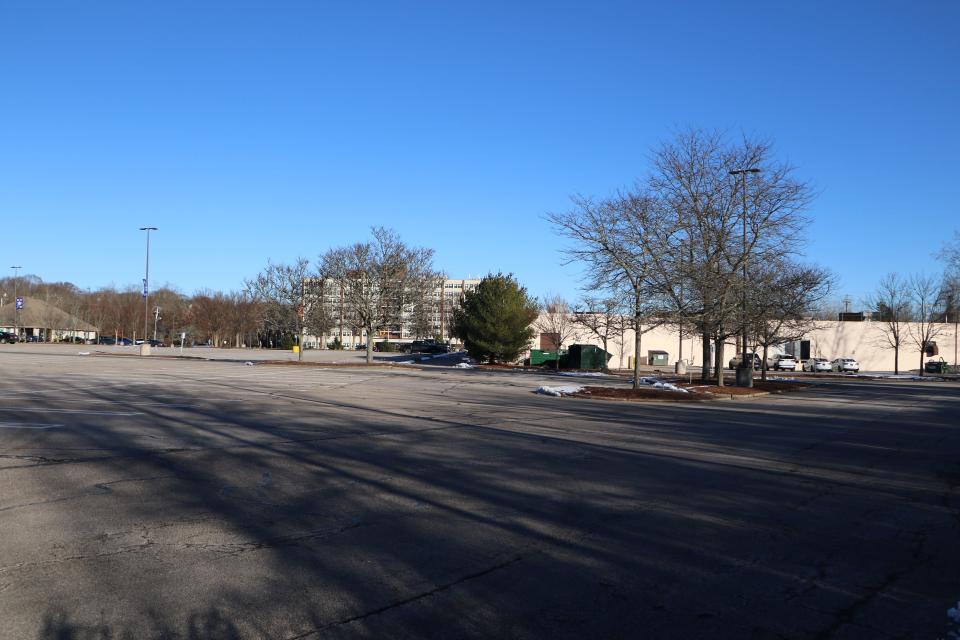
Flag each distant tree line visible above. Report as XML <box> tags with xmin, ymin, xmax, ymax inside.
<box><xmin>0</xmin><ymin>275</ymin><xmax>268</xmax><ymax>347</ymax></box>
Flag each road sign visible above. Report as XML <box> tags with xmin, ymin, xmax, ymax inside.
<box><xmin>15</xmin><ymin>297</ymin><xmax>23</xmax><ymax>310</ymax></box>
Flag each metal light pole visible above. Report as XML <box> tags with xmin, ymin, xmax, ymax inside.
<box><xmin>953</xmin><ymin>282</ymin><xmax>959</xmax><ymax>373</ymax></box>
<box><xmin>139</xmin><ymin>227</ymin><xmax>157</xmax><ymax>354</ymax></box>
<box><xmin>10</xmin><ymin>266</ymin><xmax>21</xmax><ymax>340</ymax></box>
<box><xmin>730</xmin><ymin>168</ymin><xmax>760</xmax><ymax>387</ymax></box>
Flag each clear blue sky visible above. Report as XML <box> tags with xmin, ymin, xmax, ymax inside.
<box><xmin>1</xmin><ymin>1</ymin><xmax>957</xmax><ymax>305</ymax></box>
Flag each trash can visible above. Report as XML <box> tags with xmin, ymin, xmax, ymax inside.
<box><xmin>675</xmin><ymin>360</ymin><xmax>687</xmax><ymax>374</ymax></box>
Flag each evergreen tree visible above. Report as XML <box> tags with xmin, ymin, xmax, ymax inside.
<box><xmin>453</xmin><ymin>273</ymin><xmax>538</xmax><ymax>364</ymax></box>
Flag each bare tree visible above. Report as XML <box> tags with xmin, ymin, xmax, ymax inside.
<box><xmin>320</xmin><ymin>228</ymin><xmax>436</xmax><ymax>364</ymax></box>
<box><xmin>864</xmin><ymin>273</ymin><xmax>912</xmax><ymax>375</ymax></box>
<box><xmin>189</xmin><ymin>290</ymin><xmax>232</xmax><ymax>347</ymax></box>
<box><xmin>245</xmin><ymin>258</ymin><xmax>312</xmax><ymax>361</ymax></box>
<box><xmin>535</xmin><ymin>295</ymin><xmax>578</xmax><ymax>370</ymax></box>
<box><xmin>644</xmin><ymin>129</ymin><xmax>814</xmax><ymax>386</ymax></box>
<box><xmin>908</xmin><ymin>274</ymin><xmax>945</xmax><ymax>376</ymax></box>
<box><xmin>547</xmin><ymin>192</ymin><xmax>668</xmax><ymax>388</ymax></box>
<box><xmin>749</xmin><ymin>262</ymin><xmax>834</xmax><ymax>380</ymax></box>
<box><xmin>939</xmin><ymin>231</ymin><xmax>960</xmax><ymax>276</ymax></box>
<box><xmin>302</xmin><ymin>277</ymin><xmax>335</xmax><ymax>348</ymax></box>
<box><xmin>571</xmin><ymin>297</ymin><xmax>622</xmax><ymax>370</ymax></box>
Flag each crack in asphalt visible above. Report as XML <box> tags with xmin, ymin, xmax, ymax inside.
<box><xmin>284</xmin><ymin>553</ymin><xmax>529</xmax><ymax>638</ymax></box>
<box><xmin>812</xmin><ymin>530</ymin><xmax>930</xmax><ymax>639</ymax></box>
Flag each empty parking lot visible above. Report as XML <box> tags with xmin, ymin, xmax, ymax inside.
<box><xmin>1</xmin><ymin>349</ymin><xmax>958</xmax><ymax>639</ymax></box>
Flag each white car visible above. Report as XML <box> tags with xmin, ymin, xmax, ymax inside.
<box><xmin>832</xmin><ymin>357</ymin><xmax>860</xmax><ymax>373</ymax></box>
<box><xmin>803</xmin><ymin>358</ymin><xmax>832</xmax><ymax>373</ymax></box>
<box><xmin>768</xmin><ymin>354</ymin><xmax>797</xmax><ymax>371</ymax></box>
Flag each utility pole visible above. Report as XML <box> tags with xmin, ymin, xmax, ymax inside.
<box><xmin>153</xmin><ymin>306</ymin><xmax>161</xmax><ymax>341</ymax></box>
<box><xmin>730</xmin><ymin>168</ymin><xmax>761</xmax><ymax>387</ymax></box>
<box><xmin>139</xmin><ymin>227</ymin><xmax>157</xmax><ymax>355</ymax></box>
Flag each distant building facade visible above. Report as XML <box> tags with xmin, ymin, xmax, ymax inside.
<box><xmin>529</xmin><ymin>314</ymin><xmax>959</xmax><ymax>373</ymax></box>
<box><xmin>0</xmin><ymin>296</ymin><xmax>98</xmax><ymax>342</ymax></box>
<box><xmin>306</xmin><ymin>277</ymin><xmax>480</xmax><ymax>348</ymax></box>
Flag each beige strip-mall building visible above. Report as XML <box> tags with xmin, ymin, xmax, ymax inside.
<box><xmin>531</xmin><ymin>317</ymin><xmax>959</xmax><ymax>373</ymax></box>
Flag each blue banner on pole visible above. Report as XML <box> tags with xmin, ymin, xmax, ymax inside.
<box><xmin>15</xmin><ymin>297</ymin><xmax>23</xmax><ymax>310</ymax></box>
<box><xmin>142</xmin><ymin>279</ymin><xmax>148</xmax><ymax>298</ymax></box>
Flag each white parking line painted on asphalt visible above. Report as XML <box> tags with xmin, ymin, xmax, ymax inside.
<box><xmin>0</xmin><ymin>408</ymin><xmax>144</xmax><ymax>416</ymax></box>
<box><xmin>0</xmin><ymin>422</ymin><xmax>64</xmax><ymax>429</ymax></box>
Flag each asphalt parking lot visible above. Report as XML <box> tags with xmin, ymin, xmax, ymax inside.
<box><xmin>1</xmin><ymin>350</ymin><xmax>958</xmax><ymax>639</ymax></box>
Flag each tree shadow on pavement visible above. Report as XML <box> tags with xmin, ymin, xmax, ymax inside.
<box><xmin>2</xmin><ymin>371</ymin><xmax>957</xmax><ymax>639</ymax></box>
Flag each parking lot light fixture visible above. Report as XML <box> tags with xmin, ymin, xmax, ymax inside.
<box><xmin>10</xmin><ymin>266</ymin><xmax>21</xmax><ymax>340</ymax></box>
<box><xmin>139</xmin><ymin>227</ymin><xmax>157</xmax><ymax>355</ymax></box>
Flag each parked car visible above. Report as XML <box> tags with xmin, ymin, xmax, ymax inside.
<box><xmin>768</xmin><ymin>354</ymin><xmax>798</xmax><ymax>371</ymax></box>
<box><xmin>729</xmin><ymin>353</ymin><xmax>762</xmax><ymax>370</ymax></box>
<box><xmin>148</xmin><ymin>339</ymin><xmax>165</xmax><ymax>347</ymax></box>
<box><xmin>115</xmin><ymin>338</ymin><xmax>133</xmax><ymax>346</ymax></box>
<box><xmin>0</xmin><ymin>331</ymin><xmax>18</xmax><ymax>344</ymax></box>
<box><xmin>98</xmin><ymin>336</ymin><xmax>116</xmax><ymax>345</ymax></box>
<box><xmin>407</xmin><ymin>339</ymin><xmax>450</xmax><ymax>354</ymax></box>
<box><xmin>803</xmin><ymin>358</ymin><xmax>832</xmax><ymax>373</ymax></box>
<box><xmin>25</xmin><ymin>335</ymin><xmax>43</xmax><ymax>343</ymax></box>
<box><xmin>355</xmin><ymin>343</ymin><xmax>367</xmax><ymax>350</ymax></box>
<box><xmin>832</xmin><ymin>357</ymin><xmax>860</xmax><ymax>373</ymax></box>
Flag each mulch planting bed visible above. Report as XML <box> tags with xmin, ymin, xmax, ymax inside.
<box><xmin>571</xmin><ymin>378</ymin><xmax>809</xmax><ymax>402</ymax></box>
<box><xmin>678</xmin><ymin>379</ymin><xmax>809</xmax><ymax>395</ymax></box>
<box><xmin>574</xmin><ymin>386</ymin><xmax>712</xmax><ymax>402</ymax></box>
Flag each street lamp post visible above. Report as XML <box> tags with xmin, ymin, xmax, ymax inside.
<box><xmin>10</xmin><ymin>266</ymin><xmax>21</xmax><ymax>340</ymax></box>
<box><xmin>730</xmin><ymin>168</ymin><xmax>760</xmax><ymax>387</ymax></box>
<box><xmin>139</xmin><ymin>227</ymin><xmax>157</xmax><ymax>355</ymax></box>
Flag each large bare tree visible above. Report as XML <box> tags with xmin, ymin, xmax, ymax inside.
<box><xmin>552</xmin><ymin>129</ymin><xmax>817</xmax><ymax>388</ymax></box>
<box><xmin>644</xmin><ymin>129</ymin><xmax>814</xmax><ymax>386</ymax></box>
<box><xmin>319</xmin><ymin>228</ymin><xmax>436</xmax><ymax>364</ymax></box>
<box><xmin>547</xmin><ymin>192</ymin><xmax>668</xmax><ymax>388</ymax></box>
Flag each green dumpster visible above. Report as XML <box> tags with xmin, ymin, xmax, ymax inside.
<box><xmin>566</xmin><ymin>344</ymin><xmax>612</xmax><ymax>370</ymax></box>
<box><xmin>648</xmin><ymin>350</ymin><xmax>670</xmax><ymax>366</ymax></box>
<box><xmin>530</xmin><ymin>349</ymin><xmax>559</xmax><ymax>366</ymax></box>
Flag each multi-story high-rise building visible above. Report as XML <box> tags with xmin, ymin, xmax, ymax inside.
<box><xmin>305</xmin><ymin>277</ymin><xmax>480</xmax><ymax>348</ymax></box>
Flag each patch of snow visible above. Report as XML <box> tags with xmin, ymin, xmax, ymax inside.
<box><xmin>397</xmin><ymin>360</ymin><xmax>415</xmax><ymax>365</ymax></box>
<box><xmin>637</xmin><ymin>377</ymin><xmax>688</xmax><ymax>393</ymax></box>
<box><xmin>454</xmin><ymin>363</ymin><xmax>474</xmax><ymax>369</ymax></box>
<box><xmin>536</xmin><ymin>385</ymin><xmax>585</xmax><ymax>397</ymax></box>
<box><xmin>245</xmin><ymin>361</ymin><xmax>254</xmax><ymax>366</ymax></box>
<box><xmin>77</xmin><ymin>351</ymin><xmax>90</xmax><ymax>356</ymax></box>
